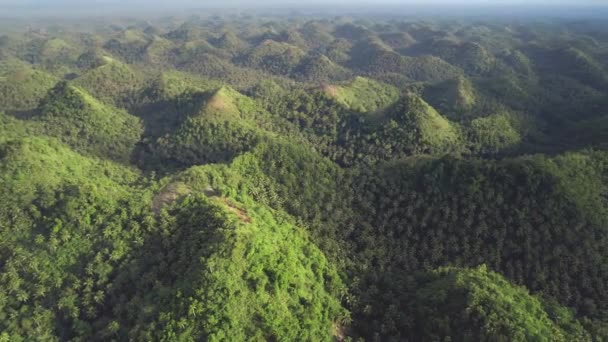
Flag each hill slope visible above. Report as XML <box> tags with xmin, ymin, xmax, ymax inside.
<box><xmin>34</xmin><ymin>82</ymin><xmax>142</xmax><ymax>162</ymax></box>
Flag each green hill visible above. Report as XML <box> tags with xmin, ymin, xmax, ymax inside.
<box><xmin>0</xmin><ymin>64</ymin><xmax>58</xmax><ymax>111</ymax></box>
<box><xmin>323</xmin><ymin>76</ymin><xmax>400</xmax><ymax>114</ymax></box>
<box><xmin>378</xmin><ymin>32</ymin><xmax>417</xmax><ymax>51</ymax></box>
<box><xmin>387</xmin><ymin>94</ymin><xmax>462</xmax><ymax>153</ymax></box>
<box><xmin>240</xmin><ymin>40</ymin><xmax>306</xmax><ymax>75</ymax></box>
<box><xmin>210</xmin><ymin>31</ymin><xmax>248</xmax><ymax>54</ymax></box>
<box><xmin>177</xmin><ymin>39</ymin><xmax>231</xmax><ymax>61</ymax></box>
<box><xmin>293</xmin><ymin>54</ymin><xmax>351</xmax><ymax>82</ymax></box>
<box><xmin>34</xmin><ymin>82</ymin><xmax>142</xmax><ymax>162</ymax></box>
<box><xmin>468</xmin><ymin>111</ymin><xmax>523</xmax><ymax>153</ymax></box>
<box><xmin>152</xmin><ymin>86</ymin><xmax>269</xmax><ymax>167</ymax></box>
<box><xmin>180</xmin><ymin>52</ymin><xmax>274</xmax><ymax>88</ymax></box>
<box><xmin>107</xmin><ymin>164</ymin><xmax>346</xmax><ymax>340</ymax></box>
<box><xmin>166</xmin><ymin>22</ymin><xmax>206</xmax><ymax>42</ymax></box>
<box><xmin>299</xmin><ymin>22</ymin><xmax>335</xmax><ymax>49</ymax></box>
<box><xmin>349</xmin><ymin>38</ymin><xmax>462</xmax><ymax>83</ymax></box>
<box><xmin>499</xmin><ymin>49</ymin><xmax>535</xmax><ymax>76</ymax></box>
<box><xmin>73</xmin><ymin>56</ymin><xmax>145</xmax><ymax>106</ymax></box>
<box><xmin>40</xmin><ymin>38</ymin><xmax>80</xmax><ymax>60</ymax></box>
<box><xmin>141</xmin><ymin>70</ymin><xmax>221</xmax><ymax>100</ymax></box>
<box><xmin>324</xmin><ymin>38</ymin><xmax>353</xmax><ymax>64</ymax></box>
<box><xmin>143</xmin><ymin>35</ymin><xmax>174</xmax><ymax>65</ymax></box>
<box><xmin>0</xmin><ymin>135</ymin><xmax>148</xmax><ymax>341</ymax></box>
<box><xmin>422</xmin><ymin>76</ymin><xmax>477</xmax><ymax>118</ymax></box>
<box><xmin>402</xmin><ymin>265</ymin><xmax>593</xmax><ymax>341</ymax></box>
<box><xmin>349</xmin><ymin>151</ymin><xmax>608</xmax><ymax>339</ymax></box>
<box><xmin>426</xmin><ymin>39</ymin><xmax>497</xmax><ymax>75</ymax></box>
<box><xmin>103</xmin><ymin>29</ymin><xmax>150</xmax><ymax>63</ymax></box>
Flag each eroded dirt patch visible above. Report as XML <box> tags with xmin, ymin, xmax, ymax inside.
<box><xmin>220</xmin><ymin>197</ymin><xmax>252</xmax><ymax>223</ymax></box>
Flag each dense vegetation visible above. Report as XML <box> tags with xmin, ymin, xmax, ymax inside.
<box><xmin>1</xmin><ymin>12</ymin><xmax>608</xmax><ymax>341</ymax></box>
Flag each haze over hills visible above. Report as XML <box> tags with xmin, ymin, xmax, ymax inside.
<box><xmin>1</xmin><ymin>5</ymin><xmax>608</xmax><ymax>341</ymax></box>
<box><xmin>2</xmin><ymin>1</ymin><xmax>608</xmax><ymax>19</ymax></box>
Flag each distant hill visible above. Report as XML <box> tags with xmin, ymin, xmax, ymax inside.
<box><xmin>0</xmin><ymin>62</ymin><xmax>57</xmax><ymax>111</ymax></box>
<box><xmin>152</xmin><ymin>86</ymin><xmax>269</xmax><ymax>167</ymax></box>
<box><xmin>398</xmin><ymin>265</ymin><xmax>593</xmax><ymax>341</ymax></box>
<box><xmin>322</xmin><ymin>76</ymin><xmax>399</xmax><ymax>114</ymax></box>
<box><xmin>239</xmin><ymin>39</ymin><xmax>306</xmax><ymax>76</ymax></box>
<box><xmin>422</xmin><ymin>76</ymin><xmax>477</xmax><ymax>118</ymax></box>
<box><xmin>34</xmin><ymin>82</ymin><xmax>142</xmax><ymax>162</ymax></box>
<box><xmin>73</xmin><ymin>56</ymin><xmax>145</xmax><ymax>106</ymax></box>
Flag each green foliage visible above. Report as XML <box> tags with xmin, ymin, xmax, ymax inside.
<box><xmin>405</xmin><ymin>265</ymin><xmax>591</xmax><ymax>341</ymax></box>
<box><xmin>151</xmin><ymin>86</ymin><xmax>272</xmax><ymax>167</ymax></box>
<box><xmin>0</xmin><ymin>65</ymin><xmax>58</xmax><ymax>111</ymax></box>
<box><xmin>0</xmin><ymin>112</ymin><xmax>31</xmax><ymax>143</ymax></box>
<box><xmin>330</xmin><ymin>76</ymin><xmax>400</xmax><ymax>114</ymax></box>
<box><xmin>469</xmin><ymin>112</ymin><xmax>522</xmax><ymax>154</ymax></box>
<box><xmin>349</xmin><ymin>152</ymin><xmax>608</xmax><ymax>338</ymax></box>
<box><xmin>2</xmin><ymin>15</ymin><xmax>608</xmax><ymax>342</ymax></box>
<box><xmin>0</xmin><ymin>136</ymin><xmax>152</xmax><ymax>341</ymax></box>
<box><xmin>35</xmin><ymin>82</ymin><xmax>143</xmax><ymax>162</ymax></box>
<box><xmin>240</xmin><ymin>40</ymin><xmax>306</xmax><ymax>75</ymax></box>
<box><xmin>108</xmin><ymin>193</ymin><xmax>346</xmax><ymax>341</ymax></box>
<box><xmin>422</xmin><ymin>76</ymin><xmax>477</xmax><ymax>118</ymax></box>
<box><xmin>73</xmin><ymin>58</ymin><xmax>145</xmax><ymax>107</ymax></box>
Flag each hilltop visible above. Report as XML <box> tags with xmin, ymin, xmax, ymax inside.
<box><xmin>34</xmin><ymin>82</ymin><xmax>142</xmax><ymax>162</ymax></box>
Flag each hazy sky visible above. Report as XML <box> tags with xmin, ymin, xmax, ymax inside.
<box><xmin>1</xmin><ymin>0</ymin><xmax>606</xmax><ymax>5</ymax></box>
<box><xmin>1</xmin><ymin>0</ymin><xmax>606</xmax><ymax>18</ymax></box>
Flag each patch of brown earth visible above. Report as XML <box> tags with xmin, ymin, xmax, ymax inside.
<box><xmin>320</xmin><ymin>83</ymin><xmax>339</xmax><ymax>97</ymax></box>
<box><xmin>152</xmin><ymin>182</ymin><xmax>191</xmax><ymax>214</ymax></box>
<box><xmin>220</xmin><ymin>197</ymin><xmax>252</xmax><ymax>223</ymax></box>
<box><xmin>207</xmin><ymin>94</ymin><xmax>227</xmax><ymax>111</ymax></box>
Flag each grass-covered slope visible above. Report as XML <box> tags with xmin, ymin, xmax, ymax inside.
<box><xmin>152</xmin><ymin>86</ymin><xmax>269</xmax><ymax>167</ymax></box>
<box><xmin>73</xmin><ymin>56</ymin><xmax>145</xmax><ymax>106</ymax></box>
<box><xmin>385</xmin><ymin>94</ymin><xmax>462</xmax><ymax>154</ymax></box>
<box><xmin>293</xmin><ymin>54</ymin><xmax>351</xmax><ymax>82</ymax></box>
<box><xmin>404</xmin><ymin>265</ymin><xmax>593</xmax><ymax>341</ymax></box>
<box><xmin>240</xmin><ymin>40</ymin><xmax>307</xmax><ymax>75</ymax></box>
<box><xmin>0</xmin><ymin>136</ymin><xmax>149</xmax><ymax>341</ymax></box>
<box><xmin>0</xmin><ymin>63</ymin><xmax>58</xmax><ymax>111</ymax></box>
<box><xmin>323</xmin><ymin>76</ymin><xmax>400</xmax><ymax>114</ymax></box>
<box><xmin>34</xmin><ymin>82</ymin><xmax>143</xmax><ymax>162</ymax></box>
<box><xmin>422</xmin><ymin>76</ymin><xmax>477</xmax><ymax>118</ymax></box>
<box><xmin>108</xmin><ymin>174</ymin><xmax>346</xmax><ymax>340</ymax></box>
<box><xmin>349</xmin><ymin>152</ymin><xmax>608</xmax><ymax>338</ymax></box>
<box><xmin>0</xmin><ymin>136</ymin><xmax>347</xmax><ymax>341</ymax></box>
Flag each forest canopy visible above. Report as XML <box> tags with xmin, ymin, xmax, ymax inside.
<box><xmin>1</xmin><ymin>10</ymin><xmax>608</xmax><ymax>341</ymax></box>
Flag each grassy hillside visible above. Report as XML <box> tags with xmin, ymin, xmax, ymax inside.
<box><xmin>34</xmin><ymin>82</ymin><xmax>143</xmax><ymax>162</ymax></box>
<box><xmin>349</xmin><ymin>152</ymin><xmax>608</xmax><ymax>338</ymax></box>
<box><xmin>151</xmin><ymin>86</ymin><xmax>270</xmax><ymax>167</ymax></box>
<box><xmin>73</xmin><ymin>56</ymin><xmax>145</xmax><ymax>107</ymax></box>
<box><xmin>422</xmin><ymin>76</ymin><xmax>477</xmax><ymax>118</ymax></box>
<box><xmin>385</xmin><ymin>94</ymin><xmax>462</xmax><ymax>154</ymax></box>
<box><xmin>107</xmin><ymin>190</ymin><xmax>346</xmax><ymax>341</ymax></box>
<box><xmin>240</xmin><ymin>39</ymin><xmax>307</xmax><ymax>75</ymax></box>
<box><xmin>402</xmin><ymin>265</ymin><xmax>593</xmax><ymax>341</ymax></box>
<box><xmin>0</xmin><ymin>63</ymin><xmax>58</xmax><ymax>112</ymax></box>
<box><xmin>324</xmin><ymin>76</ymin><xmax>400</xmax><ymax>114</ymax></box>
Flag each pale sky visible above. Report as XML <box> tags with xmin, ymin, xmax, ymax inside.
<box><xmin>1</xmin><ymin>0</ymin><xmax>606</xmax><ymax>5</ymax></box>
<box><xmin>1</xmin><ymin>0</ymin><xmax>606</xmax><ymax>18</ymax></box>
